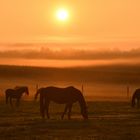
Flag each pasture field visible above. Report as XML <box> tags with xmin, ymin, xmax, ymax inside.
<box><xmin>0</xmin><ymin>65</ymin><xmax>140</xmax><ymax>139</ymax></box>
<box><xmin>0</xmin><ymin>100</ymin><xmax>140</xmax><ymax>140</ymax></box>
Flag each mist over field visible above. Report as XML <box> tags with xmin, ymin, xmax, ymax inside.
<box><xmin>0</xmin><ymin>42</ymin><xmax>140</xmax><ymax>100</ymax></box>
<box><xmin>0</xmin><ymin>42</ymin><xmax>140</xmax><ymax>60</ymax></box>
<box><xmin>0</xmin><ymin>64</ymin><xmax>140</xmax><ymax>100</ymax></box>
<box><xmin>0</xmin><ymin>42</ymin><xmax>140</xmax><ymax>68</ymax></box>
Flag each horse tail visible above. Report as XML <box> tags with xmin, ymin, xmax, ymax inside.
<box><xmin>34</xmin><ymin>90</ymin><xmax>40</xmax><ymax>100</ymax></box>
<box><xmin>40</xmin><ymin>93</ymin><xmax>45</xmax><ymax>118</ymax></box>
<box><xmin>131</xmin><ymin>91</ymin><xmax>136</xmax><ymax>107</ymax></box>
<box><xmin>5</xmin><ymin>90</ymin><xmax>9</xmax><ymax>104</ymax></box>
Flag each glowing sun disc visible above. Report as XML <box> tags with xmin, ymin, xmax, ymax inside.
<box><xmin>56</xmin><ymin>9</ymin><xmax>69</xmax><ymax>21</ymax></box>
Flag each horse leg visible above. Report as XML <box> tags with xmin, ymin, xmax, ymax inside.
<box><xmin>10</xmin><ymin>97</ymin><xmax>13</xmax><ymax>107</ymax></box>
<box><xmin>6</xmin><ymin>94</ymin><xmax>9</xmax><ymax>104</ymax></box>
<box><xmin>40</xmin><ymin>95</ymin><xmax>45</xmax><ymax>118</ymax></box>
<box><xmin>16</xmin><ymin>98</ymin><xmax>20</xmax><ymax>107</ymax></box>
<box><xmin>45</xmin><ymin>100</ymin><xmax>50</xmax><ymax>119</ymax></box>
<box><xmin>61</xmin><ymin>104</ymin><xmax>69</xmax><ymax>120</ymax></box>
<box><xmin>67</xmin><ymin>104</ymin><xmax>72</xmax><ymax>120</ymax></box>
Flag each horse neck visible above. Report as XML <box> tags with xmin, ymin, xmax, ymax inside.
<box><xmin>78</xmin><ymin>94</ymin><xmax>87</xmax><ymax>111</ymax></box>
<box><xmin>17</xmin><ymin>87</ymin><xmax>26</xmax><ymax>96</ymax></box>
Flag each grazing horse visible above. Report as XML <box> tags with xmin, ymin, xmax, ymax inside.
<box><xmin>5</xmin><ymin>86</ymin><xmax>29</xmax><ymax>107</ymax></box>
<box><xmin>131</xmin><ymin>88</ymin><xmax>140</xmax><ymax>108</ymax></box>
<box><xmin>35</xmin><ymin>86</ymin><xmax>88</xmax><ymax>120</ymax></box>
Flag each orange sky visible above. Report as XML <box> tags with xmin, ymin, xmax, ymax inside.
<box><xmin>0</xmin><ymin>0</ymin><xmax>140</xmax><ymax>43</ymax></box>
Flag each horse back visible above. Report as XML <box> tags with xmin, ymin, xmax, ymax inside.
<box><xmin>5</xmin><ymin>89</ymin><xmax>15</xmax><ymax>94</ymax></box>
<box><xmin>5</xmin><ymin>89</ymin><xmax>18</xmax><ymax>98</ymax></box>
<box><xmin>43</xmin><ymin>86</ymin><xmax>81</xmax><ymax>103</ymax></box>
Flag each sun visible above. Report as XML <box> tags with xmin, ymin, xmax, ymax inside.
<box><xmin>56</xmin><ymin>9</ymin><xmax>69</xmax><ymax>21</ymax></box>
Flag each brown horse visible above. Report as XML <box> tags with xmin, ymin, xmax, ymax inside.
<box><xmin>5</xmin><ymin>86</ymin><xmax>29</xmax><ymax>107</ymax></box>
<box><xmin>131</xmin><ymin>88</ymin><xmax>140</xmax><ymax>108</ymax></box>
<box><xmin>35</xmin><ymin>86</ymin><xmax>88</xmax><ymax>120</ymax></box>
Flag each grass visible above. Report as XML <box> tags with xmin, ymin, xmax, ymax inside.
<box><xmin>0</xmin><ymin>100</ymin><xmax>140</xmax><ymax>140</ymax></box>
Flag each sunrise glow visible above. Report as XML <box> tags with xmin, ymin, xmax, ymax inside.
<box><xmin>56</xmin><ymin>9</ymin><xmax>69</xmax><ymax>21</ymax></box>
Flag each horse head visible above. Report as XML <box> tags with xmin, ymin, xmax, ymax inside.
<box><xmin>24</xmin><ymin>86</ymin><xmax>29</xmax><ymax>95</ymax></box>
<box><xmin>81</xmin><ymin>105</ymin><xmax>88</xmax><ymax>120</ymax></box>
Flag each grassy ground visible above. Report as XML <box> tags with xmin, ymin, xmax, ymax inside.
<box><xmin>0</xmin><ymin>100</ymin><xmax>140</xmax><ymax>140</ymax></box>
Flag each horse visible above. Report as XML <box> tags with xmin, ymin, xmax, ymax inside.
<box><xmin>34</xmin><ymin>86</ymin><xmax>88</xmax><ymax>120</ymax></box>
<box><xmin>5</xmin><ymin>86</ymin><xmax>29</xmax><ymax>107</ymax></box>
<box><xmin>131</xmin><ymin>88</ymin><xmax>140</xmax><ymax>108</ymax></box>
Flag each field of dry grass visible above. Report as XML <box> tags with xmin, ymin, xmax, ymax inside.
<box><xmin>0</xmin><ymin>100</ymin><xmax>140</xmax><ymax>140</ymax></box>
<box><xmin>0</xmin><ymin>64</ymin><xmax>140</xmax><ymax>139</ymax></box>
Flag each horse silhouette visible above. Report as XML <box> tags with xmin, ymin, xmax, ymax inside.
<box><xmin>5</xmin><ymin>86</ymin><xmax>29</xmax><ymax>107</ymax></box>
<box><xmin>35</xmin><ymin>86</ymin><xmax>88</xmax><ymax>120</ymax></box>
<box><xmin>131</xmin><ymin>88</ymin><xmax>140</xmax><ymax>108</ymax></box>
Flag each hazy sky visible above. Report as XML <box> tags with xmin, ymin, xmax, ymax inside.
<box><xmin>0</xmin><ymin>0</ymin><xmax>140</xmax><ymax>43</ymax></box>
<box><xmin>0</xmin><ymin>0</ymin><xmax>140</xmax><ymax>67</ymax></box>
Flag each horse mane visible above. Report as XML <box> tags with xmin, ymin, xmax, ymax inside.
<box><xmin>73</xmin><ymin>88</ymin><xmax>87</xmax><ymax>108</ymax></box>
<box><xmin>76</xmin><ymin>89</ymin><xmax>88</xmax><ymax>119</ymax></box>
<box><xmin>14</xmin><ymin>86</ymin><xmax>27</xmax><ymax>90</ymax></box>
<box><xmin>78</xmin><ymin>92</ymin><xmax>87</xmax><ymax>108</ymax></box>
